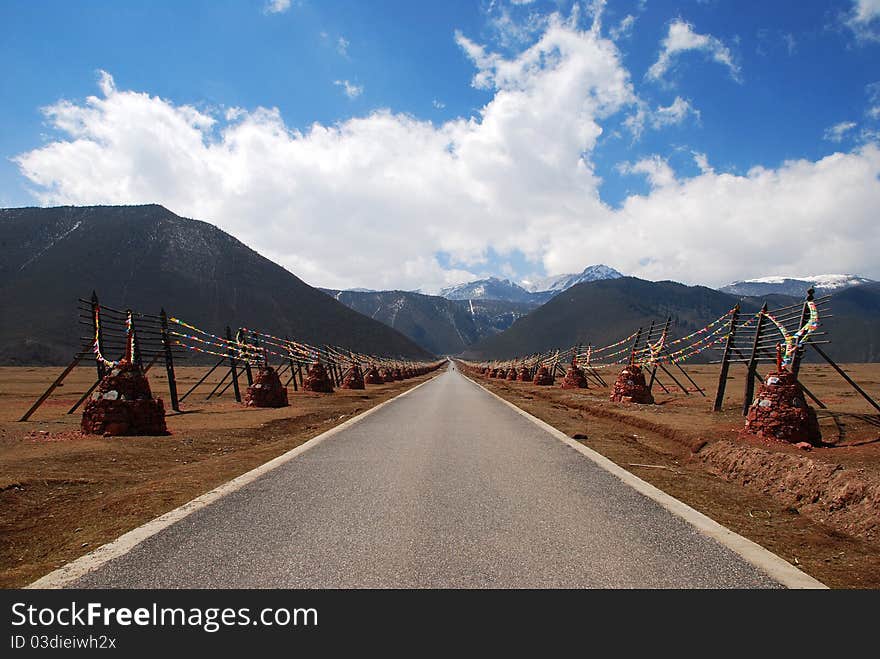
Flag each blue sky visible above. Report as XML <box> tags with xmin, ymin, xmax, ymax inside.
<box><xmin>2</xmin><ymin>0</ymin><xmax>879</xmax><ymax>291</ymax></box>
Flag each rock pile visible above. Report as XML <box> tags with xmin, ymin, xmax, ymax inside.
<box><xmin>610</xmin><ymin>364</ymin><xmax>654</xmax><ymax>404</ymax></box>
<box><xmin>743</xmin><ymin>369</ymin><xmax>821</xmax><ymax>444</ymax></box>
<box><xmin>303</xmin><ymin>361</ymin><xmax>334</xmax><ymax>393</ymax></box>
<box><xmin>560</xmin><ymin>360</ymin><xmax>588</xmax><ymax>389</ymax></box>
<box><xmin>506</xmin><ymin>367</ymin><xmax>518</xmax><ymax>381</ymax></box>
<box><xmin>245</xmin><ymin>365</ymin><xmax>288</xmax><ymax>408</ymax></box>
<box><xmin>81</xmin><ymin>362</ymin><xmax>167</xmax><ymax>436</ymax></box>
<box><xmin>517</xmin><ymin>366</ymin><xmax>531</xmax><ymax>381</ymax></box>
<box><xmin>532</xmin><ymin>365</ymin><xmax>554</xmax><ymax>386</ymax></box>
<box><xmin>340</xmin><ymin>364</ymin><xmax>366</xmax><ymax>390</ymax></box>
<box><xmin>364</xmin><ymin>366</ymin><xmax>384</xmax><ymax>385</ymax></box>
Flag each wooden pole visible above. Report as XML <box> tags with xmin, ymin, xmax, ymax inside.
<box><xmin>240</xmin><ymin>328</ymin><xmax>253</xmax><ymax>386</ymax></box>
<box><xmin>226</xmin><ymin>326</ymin><xmax>241</xmax><ymax>403</ymax></box>
<box><xmin>91</xmin><ymin>291</ymin><xmax>105</xmax><ymax>380</ymax></box>
<box><xmin>809</xmin><ymin>343</ymin><xmax>880</xmax><ymax>414</ymax></box>
<box><xmin>648</xmin><ymin>317</ymin><xmax>670</xmax><ymax>392</ymax></box>
<box><xmin>742</xmin><ymin>304</ymin><xmax>768</xmax><ymax>416</ymax></box>
<box><xmin>629</xmin><ymin>327</ymin><xmax>643</xmax><ymax>365</ymax></box>
<box><xmin>159</xmin><ymin>308</ymin><xmax>180</xmax><ymax>411</ymax></box>
<box><xmin>19</xmin><ymin>355</ymin><xmax>83</xmax><ymax>421</ymax></box>
<box><xmin>713</xmin><ymin>305</ymin><xmax>739</xmax><ymax>411</ymax></box>
<box><xmin>179</xmin><ymin>357</ymin><xmax>225</xmax><ymax>402</ymax></box>
<box><xmin>791</xmin><ymin>288</ymin><xmax>814</xmax><ymax>379</ymax></box>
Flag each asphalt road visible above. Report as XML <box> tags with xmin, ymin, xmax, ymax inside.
<box><xmin>72</xmin><ymin>364</ymin><xmax>781</xmax><ymax>588</ymax></box>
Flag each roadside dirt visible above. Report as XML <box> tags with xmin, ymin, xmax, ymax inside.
<box><xmin>0</xmin><ymin>365</ymin><xmax>439</xmax><ymax>588</ymax></box>
<box><xmin>464</xmin><ymin>363</ymin><xmax>880</xmax><ymax>589</ymax></box>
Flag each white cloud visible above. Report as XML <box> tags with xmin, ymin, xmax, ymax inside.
<box><xmin>648</xmin><ymin>19</ymin><xmax>741</xmax><ymax>83</ymax></box>
<box><xmin>13</xmin><ymin>21</ymin><xmax>880</xmax><ymax>292</ymax></box>
<box><xmin>824</xmin><ymin>121</ymin><xmax>858</xmax><ymax>142</ymax></box>
<box><xmin>337</xmin><ymin>36</ymin><xmax>349</xmax><ymax>57</ymax></box>
<box><xmin>432</xmin><ymin>99</ymin><xmax>446</xmax><ymax>109</ymax></box>
<box><xmin>264</xmin><ymin>0</ymin><xmax>291</xmax><ymax>15</ymax></box>
<box><xmin>783</xmin><ymin>32</ymin><xmax>797</xmax><ymax>55</ymax></box>
<box><xmin>845</xmin><ymin>0</ymin><xmax>880</xmax><ymax>41</ymax></box>
<box><xmin>652</xmin><ymin>96</ymin><xmax>699</xmax><ymax>128</ymax></box>
<box><xmin>609</xmin><ymin>14</ymin><xmax>636</xmax><ymax>41</ymax></box>
<box><xmin>334</xmin><ymin>79</ymin><xmax>363</xmax><ymax>98</ymax></box>
<box><xmin>867</xmin><ymin>81</ymin><xmax>880</xmax><ymax>119</ymax></box>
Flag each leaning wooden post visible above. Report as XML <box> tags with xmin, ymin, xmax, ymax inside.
<box><xmin>226</xmin><ymin>326</ymin><xmax>242</xmax><ymax>402</ymax></box>
<box><xmin>159</xmin><ymin>308</ymin><xmax>180</xmax><ymax>411</ymax></box>
<box><xmin>628</xmin><ymin>327</ymin><xmax>643</xmax><ymax>365</ymax></box>
<box><xmin>791</xmin><ymin>288</ymin><xmax>814</xmax><ymax>379</ymax></box>
<box><xmin>648</xmin><ymin>317</ymin><xmax>670</xmax><ymax>392</ymax></box>
<box><xmin>239</xmin><ymin>328</ymin><xmax>253</xmax><ymax>385</ymax></box>
<box><xmin>712</xmin><ymin>304</ymin><xmax>740</xmax><ymax>412</ymax></box>
<box><xmin>742</xmin><ymin>303</ymin><xmax>768</xmax><ymax>416</ymax></box>
<box><xmin>91</xmin><ymin>291</ymin><xmax>106</xmax><ymax>380</ymax></box>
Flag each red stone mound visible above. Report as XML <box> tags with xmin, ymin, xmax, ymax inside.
<box><xmin>489</xmin><ymin>368</ymin><xmax>500</xmax><ymax>378</ymax></box>
<box><xmin>81</xmin><ymin>362</ymin><xmax>167</xmax><ymax>436</ymax></box>
<box><xmin>743</xmin><ymin>369</ymin><xmax>821</xmax><ymax>444</ymax></box>
<box><xmin>380</xmin><ymin>368</ymin><xmax>395</xmax><ymax>383</ymax></box>
<box><xmin>245</xmin><ymin>366</ymin><xmax>289</xmax><ymax>407</ymax></box>
<box><xmin>341</xmin><ymin>365</ymin><xmax>366</xmax><ymax>390</ymax></box>
<box><xmin>517</xmin><ymin>366</ymin><xmax>531</xmax><ymax>381</ymax></box>
<box><xmin>506</xmin><ymin>367</ymin><xmax>518</xmax><ymax>380</ymax></box>
<box><xmin>610</xmin><ymin>364</ymin><xmax>654</xmax><ymax>404</ymax></box>
<box><xmin>532</xmin><ymin>366</ymin><xmax>554</xmax><ymax>386</ymax></box>
<box><xmin>392</xmin><ymin>367</ymin><xmax>404</xmax><ymax>381</ymax></box>
<box><xmin>364</xmin><ymin>366</ymin><xmax>384</xmax><ymax>385</ymax></box>
<box><xmin>303</xmin><ymin>361</ymin><xmax>334</xmax><ymax>393</ymax></box>
<box><xmin>561</xmin><ymin>364</ymin><xmax>588</xmax><ymax>389</ymax></box>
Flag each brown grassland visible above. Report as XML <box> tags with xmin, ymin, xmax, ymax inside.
<box><xmin>1</xmin><ymin>362</ymin><xmax>878</xmax><ymax>588</ymax></box>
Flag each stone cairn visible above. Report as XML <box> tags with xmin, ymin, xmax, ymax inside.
<box><xmin>245</xmin><ymin>365</ymin><xmax>288</xmax><ymax>408</ymax></box>
<box><xmin>81</xmin><ymin>362</ymin><xmax>167</xmax><ymax>436</ymax></box>
<box><xmin>380</xmin><ymin>367</ymin><xmax>396</xmax><ymax>383</ymax></box>
<box><xmin>560</xmin><ymin>357</ymin><xmax>588</xmax><ymax>389</ymax></box>
<box><xmin>340</xmin><ymin>364</ymin><xmax>366</xmax><ymax>390</ymax></box>
<box><xmin>743</xmin><ymin>368</ymin><xmax>821</xmax><ymax>444</ymax></box>
<box><xmin>610</xmin><ymin>363</ymin><xmax>654</xmax><ymax>404</ymax></box>
<box><xmin>391</xmin><ymin>367</ymin><xmax>404</xmax><ymax>381</ymax></box>
<box><xmin>517</xmin><ymin>366</ymin><xmax>531</xmax><ymax>381</ymax></box>
<box><xmin>364</xmin><ymin>365</ymin><xmax>384</xmax><ymax>385</ymax></box>
<box><xmin>532</xmin><ymin>365</ymin><xmax>555</xmax><ymax>386</ymax></box>
<box><xmin>506</xmin><ymin>367</ymin><xmax>518</xmax><ymax>381</ymax></box>
<box><xmin>489</xmin><ymin>367</ymin><xmax>501</xmax><ymax>378</ymax></box>
<box><xmin>303</xmin><ymin>361</ymin><xmax>334</xmax><ymax>393</ymax></box>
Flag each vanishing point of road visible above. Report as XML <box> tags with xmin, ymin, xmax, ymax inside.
<box><xmin>69</xmin><ymin>364</ymin><xmax>790</xmax><ymax>588</ymax></box>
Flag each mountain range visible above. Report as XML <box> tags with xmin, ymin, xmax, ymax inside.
<box><xmin>720</xmin><ymin>274</ymin><xmax>875</xmax><ymax>298</ymax></box>
<box><xmin>321</xmin><ymin>289</ymin><xmax>534</xmax><ymax>356</ymax></box>
<box><xmin>0</xmin><ymin>205</ymin><xmax>430</xmax><ymax>364</ymax></box>
<box><xmin>2</xmin><ymin>204</ymin><xmax>877</xmax><ymax>365</ymax></box>
<box><xmin>461</xmin><ymin>277</ymin><xmax>880</xmax><ymax>363</ymax></box>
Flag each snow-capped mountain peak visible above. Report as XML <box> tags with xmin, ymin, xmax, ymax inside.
<box><xmin>522</xmin><ymin>264</ymin><xmax>623</xmax><ymax>293</ymax></box>
<box><xmin>720</xmin><ymin>273</ymin><xmax>875</xmax><ymax>297</ymax></box>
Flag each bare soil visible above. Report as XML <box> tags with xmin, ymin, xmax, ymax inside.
<box><xmin>0</xmin><ymin>365</ymin><xmax>439</xmax><ymax>588</ymax></box>
<box><xmin>465</xmin><ymin>362</ymin><xmax>880</xmax><ymax>589</ymax></box>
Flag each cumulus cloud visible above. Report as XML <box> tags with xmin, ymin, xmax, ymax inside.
<box><xmin>845</xmin><ymin>0</ymin><xmax>880</xmax><ymax>41</ymax></box>
<box><xmin>13</xmin><ymin>18</ymin><xmax>880</xmax><ymax>292</ymax></box>
<box><xmin>264</xmin><ymin>0</ymin><xmax>291</xmax><ymax>15</ymax></box>
<box><xmin>824</xmin><ymin>121</ymin><xmax>858</xmax><ymax>142</ymax></box>
<box><xmin>334</xmin><ymin>79</ymin><xmax>363</xmax><ymax>98</ymax></box>
<box><xmin>337</xmin><ymin>36</ymin><xmax>349</xmax><ymax>57</ymax></box>
<box><xmin>648</xmin><ymin>19</ymin><xmax>741</xmax><ymax>83</ymax></box>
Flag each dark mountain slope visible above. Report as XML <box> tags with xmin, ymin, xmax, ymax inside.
<box><xmin>0</xmin><ymin>205</ymin><xmax>430</xmax><ymax>364</ymax></box>
<box><xmin>323</xmin><ymin>289</ymin><xmax>535</xmax><ymax>355</ymax></box>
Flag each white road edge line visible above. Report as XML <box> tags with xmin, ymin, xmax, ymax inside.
<box><xmin>460</xmin><ymin>371</ymin><xmax>827</xmax><ymax>590</ymax></box>
<box><xmin>28</xmin><ymin>374</ymin><xmax>441</xmax><ymax>589</ymax></box>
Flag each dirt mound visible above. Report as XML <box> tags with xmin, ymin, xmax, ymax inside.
<box><xmin>696</xmin><ymin>440</ymin><xmax>880</xmax><ymax>544</ymax></box>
